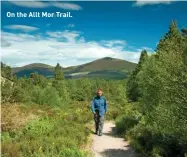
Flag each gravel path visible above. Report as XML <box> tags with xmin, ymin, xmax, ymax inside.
<box><xmin>91</xmin><ymin>121</ymin><xmax>136</xmax><ymax>157</ymax></box>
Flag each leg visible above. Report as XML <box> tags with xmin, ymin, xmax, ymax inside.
<box><xmin>94</xmin><ymin>113</ymin><xmax>99</xmax><ymax>134</ymax></box>
<box><xmin>98</xmin><ymin>116</ymin><xmax>104</xmax><ymax>136</ymax></box>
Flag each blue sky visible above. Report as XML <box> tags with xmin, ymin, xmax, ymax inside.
<box><xmin>1</xmin><ymin>1</ymin><xmax>187</xmax><ymax>67</ymax></box>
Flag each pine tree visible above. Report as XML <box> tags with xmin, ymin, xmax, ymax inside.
<box><xmin>30</xmin><ymin>72</ymin><xmax>40</xmax><ymax>85</ymax></box>
<box><xmin>132</xmin><ymin>21</ymin><xmax>187</xmax><ymax>156</ymax></box>
<box><xmin>156</xmin><ymin>21</ymin><xmax>185</xmax><ymax>57</ymax></box>
<box><xmin>127</xmin><ymin>50</ymin><xmax>148</xmax><ymax>102</ymax></box>
<box><xmin>134</xmin><ymin>50</ymin><xmax>148</xmax><ymax>74</ymax></box>
<box><xmin>184</xmin><ymin>47</ymin><xmax>187</xmax><ymax>66</ymax></box>
<box><xmin>54</xmin><ymin>63</ymin><xmax>64</xmax><ymax>80</ymax></box>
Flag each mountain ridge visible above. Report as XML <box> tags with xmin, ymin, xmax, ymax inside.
<box><xmin>11</xmin><ymin>57</ymin><xmax>137</xmax><ymax>79</ymax></box>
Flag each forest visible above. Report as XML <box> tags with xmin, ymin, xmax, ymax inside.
<box><xmin>1</xmin><ymin>21</ymin><xmax>187</xmax><ymax>157</ymax></box>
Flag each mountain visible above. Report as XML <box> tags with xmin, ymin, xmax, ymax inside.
<box><xmin>12</xmin><ymin>63</ymin><xmax>54</xmax><ymax>78</ymax></box>
<box><xmin>12</xmin><ymin>57</ymin><xmax>137</xmax><ymax>79</ymax></box>
<box><xmin>12</xmin><ymin>63</ymin><xmax>53</xmax><ymax>73</ymax></box>
<box><xmin>68</xmin><ymin>57</ymin><xmax>136</xmax><ymax>73</ymax></box>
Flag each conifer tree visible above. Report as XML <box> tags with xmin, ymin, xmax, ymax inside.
<box><xmin>127</xmin><ymin>50</ymin><xmax>148</xmax><ymax>102</ymax></box>
<box><xmin>156</xmin><ymin>21</ymin><xmax>185</xmax><ymax>57</ymax></box>
<box><xmin>54</xmin><ymin>63</ymin><xmax>64</xmax><ymax>80</ymax></box>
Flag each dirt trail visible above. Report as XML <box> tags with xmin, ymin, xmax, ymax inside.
<box><xmin>91</xmin><ymin>121</ymin><xmax>136</xmax><ymax>157</ymax></box>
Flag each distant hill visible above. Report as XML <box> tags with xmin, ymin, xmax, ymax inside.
<box><xmin>12</xmin><ymin>63</ymin><xmax>54</xmax><ymax>73</ymax></box>
<box><xmin>12</xmin><ymin>57</ymin><xmax>137</xmax><ymax>79</ymax></box>
<box><xmin>71</xmin><ymin>57</ymin><xmax>136</xmax><ymax>72</ymax></box>
<box><xmin>12</xmin><ymin>63</ymin><xmax>54</xmax><ymax>78</ymax></box>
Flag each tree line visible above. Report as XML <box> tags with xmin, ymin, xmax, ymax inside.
<box><xmin>1</xmin><ymin>62</ymin><xmax>127</xmax><ymax>109</ymax></box>
<box><xmin>116</xmin><ymin>21</ymin><xmax>187</xmax><ymax>157</ymax></box>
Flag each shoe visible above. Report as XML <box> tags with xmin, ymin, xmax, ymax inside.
<box><xmin>95</xmin><ymin>131</ymin><xmax>98</xmax><ymax>135</ymax></box>
<box><xmin>98</xmin><ymin>132</ymin><xmax>102</xmax><ymax>136</ymax></box>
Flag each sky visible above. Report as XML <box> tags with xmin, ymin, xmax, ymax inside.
<box><xmin>1</xmin><ymin>0</ymin><xmax>187</xmax><ymax>67</ymax></box>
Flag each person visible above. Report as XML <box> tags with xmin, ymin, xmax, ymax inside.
<box><xmin>91</xmin><ymin>89</ymin><xmax>108</xmax><ymax>136</ymax></box>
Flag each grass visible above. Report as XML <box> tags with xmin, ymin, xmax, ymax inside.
<box><xmin>1</xmin><ymin>100</ymin><xmax>125</xmax><ymax>157</ymax></box>
<box><xmin>1</xmin><ymin>103</ymin><xmax>38</xmax><ymax>132</ymax></box>
<box><xmin>1</xmin><ymin>102</ymin><xmax>94</xmax><ymax>157</ymax></box>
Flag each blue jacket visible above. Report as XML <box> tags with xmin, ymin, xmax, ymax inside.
<box><xmin>91</xmin><ymin>96</ymin><xmax>108</xmax><ymax>116</ymax></box>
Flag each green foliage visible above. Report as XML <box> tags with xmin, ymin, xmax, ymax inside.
<box><xmin>156</xmin><ymin>21</ymin><xmax>185</xmax><ymax>57</ymax></box>
<box><xmin>115</xmin><ymin>115</ymin><xmax>138</xmax><ymax>135</ymax></box>
<box><xmin>113</xmin><ymin>81</ymin><xmax>127</xmax><ymax>104</ymax></box>
<box><xmin>31</xmin><ymin>86</ymin><xmax>62</xmax><ymax>107</ymax></box>
<box><xmin>1</xmin><ymin>132</ymin><xmax>12</xmax><ymax>142</ymax></box>
<box><xmin>11</xmin><ymin>85</ymin><xmax>30</xmax><ymax>103</ymax></box>
<box><xmin>120</xmin><ymin>21</ymin><xmax>187</xmax><ymax>157</ymax></box>
<box><xmin>59</xmin><ymin>148</ymin><xmax>87</xmax><ymax>157</ymax></box>
<box><xmin>181</xmin><ymin>28</ymin><xmax>187</xmax><ymax>37</ymax></box>
<box><xmin>30</xmin><ymin>86</ymin><xmax>44</xmax><ymax>105</ymax></box>
<box><xmin>1</xmin><ymin>109</ymin><xmax>90</xmax><ymax>157</ymax></box>
<box><xmin>105</xmin><ymin>104</ymin><xmax>122</xmax><ymax>120</ymax></box>
<box><xmin>1</xmin><ymin>20</ymin><xmax>187</xmax><ymax>157</ymax></box>
<box><xmin>2</xmin><ymin>70</ymin><xmax>129</xmax><ymax>116</ymax></box>
<box><xmin>115</xmin><ymin>103</ymin><xmax>141</xmax><ymax>135</ymax></box>
<box><xmin>1</xmin><ymin>80</ymin><xmax>30</xmax><ymax>103</ymax></box>
<box><xmin>127</xmin><ymin>121</ymin><xmax>187</xmax><ymax>157</ymax></box>
<box><xmin>2</xmin><ymin>21</ymin><xmax>186</xmax><ymax>157</ymax></box>
<box><xmin>1</xmin><ymin>81</ymin><xmax>13</xmax><ymax>103</ymax></box>
<box><xmin>30</xmin><ymin>72</ymin><xmax>48</xmax><ymax>87</ymax></box>
<box><xmin>127</xmin><ymin>50</ymin><xmax>148</xmax><ymax>102</ymax></box>
<box><xmin>1</xmin><ymin>62</ymin><xmax>12</xmax><ymax>80</ymax></box>
<box><xmin>2</xmin><ymin>74</ymin><xmax>127</xmax><ymax>156</ymax></box>
<box><xmin>71</xmin><ymin>89</ymin><xmax>87</xmax><ymax>101</ymax></box>
<box><xmin>23</xmin><ymin>117</ymin><xmax>54</xmax><ymax>136</ymax></box>
<box><xmin>54</xmin><ymin>63</ymin><xmax>64</xmax><ymax>80</ymax></box>
<box><xmin>52</xmin><ymin>80</ymin><xmax>71</xmax><ymax>104</ymax></box>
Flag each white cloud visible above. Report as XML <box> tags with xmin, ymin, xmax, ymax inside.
<box><xmin>8</xmin><ymin>1</ymin><xmax>82</xmax><ymax>10</ymax></box>
<box><xmin>101</xmin><ymin>40</ymin><xmax>126</xmax><ymax>48</ymax></box>
<box><xmin>1</xmin><ymin>30</ymin><xmax>147</xmax><ymax>67</ymax></box>
<box><xmin>4</xmin><ymin>25</ymin><xmax>39</xmax><ymax>32</ymax></box>
<box><xmin>134</xmin><ymin>0</ymin><xmax>173</xmax><ymax>7</ymax></box>
<box><xmin>52</xmin><ymin>2</ymin><xmax>82</xmax><ymax>10</ymax></box>
<box><xmin>46</xmin><ymin>30</ymin><xmax>80</xmax><ymax>42</ymax></box>
<box><xmin>1</xmin><ymin>38</ymin><xmax>11</xmax><ymax>47</ymax></box>
<box><xmin>138</xmin><ymin>46</ymin><xmax>154</xmax><ymax>52</ymax></box>
<box><xmin>65</xmin><ymin>24</ymin><xmax>75</xmax><ymax>28</ymax></box>
<box><xmin>8</xmin><ymin>1</ymin><xmax>48</xmax><ymax>8</ymax></box>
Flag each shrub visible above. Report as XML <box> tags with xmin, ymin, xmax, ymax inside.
<box><xmin>2</xmin><ymin>113</ymin><xmax>91</xmax><ymax>157</ymax></box>
<box><xmin>31</xmin><ymin>86</ymin><xmax>62</xmax><ymax>107</ymax></box>
<box><xmin>124</xmin><ymin>22</ymin><xmax>187</xmax><ymax>157</ymax></box>
<box><xmin>42</xmin><ymin>86</ymin><xmax>62</xmax><ymax>107</ymax></box>
<box><xmin>30</xmin><ymin>86</ymin><xmax>44</xmax><ymax>105</ymax></box>
<box><xmin>115</xmin><ymin>115</ymin><xmax>138</xmax><ymax>135</ymax></box>
<box><xmin>127</xmin><ymin>121</ymin><xmax>187</xmax><ymax>157</ymax></box>
<box><xmin>1</xmin><ymin>81</ymin><xmax>13</xmax><ymax>103</ymax></box>
<box><xmin>59</xmin><ymin>148</ymin><xmax>87</xmax><ymax>157</ymax></box>
<box><xmin>71</xmin><ymin>89</ymin><xmax>86</xmax><ymax>101</ymax></box>
<box><xmin>11</xmin><ymin>85</ymin><xmax>30</xmax><ymax>103</ymax></box>
<box><xmin>22</xmin><ymin>117</ymin><xmax>54</xmax><ymax>137</ymax></box>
